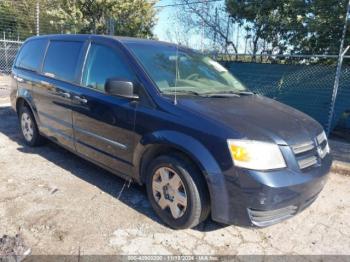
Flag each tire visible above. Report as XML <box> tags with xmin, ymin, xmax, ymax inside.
<box><xmin>19</xmin><ymin>106</ymin><xmax>44</xmax><ymax>146</ymax></box>
<box><xmin>146</xmin><ymin>154</ymin><xmax>210</xmax><ymax>229</ymax></box>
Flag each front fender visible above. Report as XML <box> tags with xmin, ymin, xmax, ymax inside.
<box><xmin>132</xmin><ymin>130</ymin><xmax>232</xmax><ymax>223</ymax></box>
<box><xmin>133</xmin><ymin>130</ymin><xmax>222</xmax><ymax>179</ymax></box>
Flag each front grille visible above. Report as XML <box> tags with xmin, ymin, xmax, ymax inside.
<box><xmin>291</xmin><ymin>132</ymin><xmax>329</xmax><ymax>171</ymax></box>
<box><xmin>297</xmin><ymin>156</ymin><xmax>318</xmax><ymax>169</ymax></box>
<box><xmin>248</xmin><ymin>205</ymin><xmax>298</xmax><ymax>227</ymax></box>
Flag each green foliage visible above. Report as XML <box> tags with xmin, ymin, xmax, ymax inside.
<box><xmin>0</xmin><ymin>0</ymin><xmax>39</xmax><ymax>39</ymax></box>
<box><xmin>46</xmin><ymin>0</ymin><xmax>158</xmax><ymax>37</ymax></box>
<box><xmin>226</xmin><ymin>0</ymin><xmax>350</xmax><ymax>55</ymax></box>
<box><xmin>0</xmin><ymin>0</ymin><xmax>158</xmax><ymax>39</ymax></box>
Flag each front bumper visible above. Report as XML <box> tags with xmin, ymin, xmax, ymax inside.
<box><xmin>207</xmin><ymin>154</ymin><xmax>332</xmax><ymax>227</ymax></box>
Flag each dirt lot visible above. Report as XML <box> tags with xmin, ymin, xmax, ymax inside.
<box><xmin>0</xmin><ymin>75</ymin><xmax>11</xmax><ymax>104</ymax></box>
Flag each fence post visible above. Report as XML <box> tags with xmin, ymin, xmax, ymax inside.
<box><xmin>36</xmin><ymin>1</ymin><xmax>40</xmax><ymax>36</ymax></box>
<box><xmin>3</xmin><ymin>32</ymin><xmax>9</xmax><ymax>73</ymax></box>
<box><xmin>327</xmin><ymin>0</ymin><xmax>350</xmax><ymax>135</ymax></box>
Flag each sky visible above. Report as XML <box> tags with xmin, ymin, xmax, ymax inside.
<box><xmin>153</xmin><ymin>0</ymin><xmax>175</xmax><ymax>41</ymax></box>
<box><xmin>152</xmin><ymin>0</ymin><xmax>248</xmax><ymax>52</ymax></box>
<box><xmin>152</xmin><ymin>0</ymin><xmax>205</xmax><ymax>49</ymax></box>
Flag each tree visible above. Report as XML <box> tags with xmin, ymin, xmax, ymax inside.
<box><xmin>0</xmin><ymin>1</ymin><xmax>18</xmax><ymax>38</ymax></box>
<box><xmin>46</xmin><ymin>0</ymin><xmax>157</xmax><ymax>38</ymax></box>
<box><xmin>226</xmin><ymin>0</ymin><xmax>290</xmax><ymax>57</ymax></box>
<box><xmin>0</xmin><ymin>0</ymin><xmax>158</xmax><ymax>39</ymax></box>
<box><xmin>226</xmin><ymin>0</ymin><xmax>350</xmax><ymax>55</ymax></box>
<box><xmin>176</xmin><ymin>0</ymin><xmax>349</xmax><ymax>56</ymax></box>
<box><xmin>0</xmin><ymin>0</ymin><xmax>39</xmax><ymax>39</ymax></box>
<box><xmin>175</xmin><ymin>0</ymin><xmax>239</xmax><ymax>54</ymax></box>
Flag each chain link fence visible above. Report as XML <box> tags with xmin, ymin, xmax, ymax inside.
<box><xmin>0</xmin><ymin>39</ymin><xmax>22</xmax><ymax>74</ymax></box>
<box><xmin>215</xmin><ymin>54</ymin><xmax>349</xmax><ymax>134</ymax></box>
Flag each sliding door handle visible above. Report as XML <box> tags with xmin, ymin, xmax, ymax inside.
<box><xmin>56</xmin><ymin>90</ymin><xmax>71</xmax><ymax>98</ymax></box>
<box><xmin>61</xmin><ymin>92</ymin><xmax>71</xmax><ymax>99</ymax></box>
<box><xmin>74</xmin><ymin>95</ymin><xmax>88</xmax><ymax>104</ymax></box>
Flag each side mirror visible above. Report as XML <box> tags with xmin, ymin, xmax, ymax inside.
<box><xmin>104</xmin><ymin>78</ymin><xmax>139</xmax><ymax>99</ymax></box>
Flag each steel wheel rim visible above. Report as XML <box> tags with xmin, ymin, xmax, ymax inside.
<box><xmin>21</xmin><ymin>112</ymin><xmax>34</xmax><ymax>142</ymax></box>
<box><xmin>152</xmin><ymin>167</ymin><xmax>188</xmax><ymax>219</ymax></box>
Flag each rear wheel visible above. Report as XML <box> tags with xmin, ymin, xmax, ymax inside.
<box><xmin>146</xmin><ymin>155</ymin><xmax>210</xmax><ymax>229</ymax></box>
<box><xmin>19</xmin><ymin>106</ymin><xmax>44</xmax><ymax>146</ymax></box>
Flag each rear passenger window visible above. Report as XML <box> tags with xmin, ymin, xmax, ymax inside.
<box><xmin>43</xmin><ymin>41</ymin><xmax>83</xmax><ymax>82</ymax></box>
<box><xmin>15</xmin><ymin>39</ymin><xmax>47</xmax><ymax>71</ymax></box>
<box><xmin>82</xmin><ymin>43</ymin><xmax>134</xmax><ymax>92</ymax></box>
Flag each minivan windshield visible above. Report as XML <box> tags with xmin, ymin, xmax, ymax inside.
<box><xmin>127</xmin><ymin>43</ymin><xmax>247</xmax><ymax>95</ymax></box>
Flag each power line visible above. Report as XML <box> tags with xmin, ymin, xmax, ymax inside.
<box><xmin>155</xmin><ymin>0</ymin><xmax>223</xmax><ymax>8</ymax></box>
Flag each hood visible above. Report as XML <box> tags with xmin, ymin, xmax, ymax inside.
<box><xmin>177</xmin><ymin>95</ymin><xmax>323</xmax><ymax>145</ymax></box>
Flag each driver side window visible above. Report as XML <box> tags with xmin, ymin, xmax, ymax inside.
<box><xmin>82</xmin><ymin>43</ymin><xmax>134</xmax><ymax>92</ymax></box>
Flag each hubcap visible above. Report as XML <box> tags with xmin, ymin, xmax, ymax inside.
<box><xmin>152</xmin><ymin>167</ymin><xmax>187</xmax><ymax>219</ymax></box>
<box><xmin>21</xmin><ymin>112</ymin><xmax>34</xmax><ymax>142</ymax></box>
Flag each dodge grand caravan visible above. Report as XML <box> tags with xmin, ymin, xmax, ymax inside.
<box><xmin>10</xmin><ymin>35</ymin><xmax>332</xmax><ymax>229</ymax></box>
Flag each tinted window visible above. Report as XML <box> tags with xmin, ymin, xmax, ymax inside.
<box><xmin>82</xmin><ymin>44</ymin><xmax>134</xmax><ymax>92</ymax></box>
<box><xmin>43</xmin><ymin>41</ymin><xmax>83</xmax><ymax>82</ymax></box>
<box><xmin>15</xmin><ymin>39</ymin><xmax>47</xmax><ymax>71</ymax></box>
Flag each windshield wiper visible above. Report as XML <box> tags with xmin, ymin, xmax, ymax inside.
<box><xmin>237</xmin><ymin>91</ymin><xmax>255</xmax><ymax>95</ymax></box>
<box><xmin>203</xmin><ymin>90</ymin><xmax>255</xmax><ymax>97</ymax></box>
<box><xmin>204</xmin><ymin>92</ymin><xmax>240</xmax><ymax>98</ymax></box>
<box><xmin>162</xmin><ymin>90</ymin><xmax>255</xmax><ymax>97</ymax></box>
<box><xmin>162</xmin><ymin>90</ymin><xmax>202</xmax><ymax>96</ymax></box>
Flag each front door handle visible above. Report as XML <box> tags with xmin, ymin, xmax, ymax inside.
<box><xmin>74</xmin><ymin>95</ymin><xmax>88</xmax><ymax>104</ymax></box>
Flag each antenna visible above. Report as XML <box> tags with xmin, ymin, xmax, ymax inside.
<box><xmin>174</xmin><ymin>43</ymin><xmax>179</xmax><ymax>105</ymax></box>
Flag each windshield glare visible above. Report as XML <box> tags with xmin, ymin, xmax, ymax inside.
<box><xmin>127</xmin><ymin>43</ymin><xmax>246</xmax><ymax>95</ymax></box>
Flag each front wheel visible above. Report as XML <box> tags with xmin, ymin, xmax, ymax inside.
<box><xmin>146</xmin><ymin>155</ymin><xmax>210</xmax><ymax>229</ymax></box>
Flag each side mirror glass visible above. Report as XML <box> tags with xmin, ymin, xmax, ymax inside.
<box><xmin>104</xmin><ymin>78</ymin><xmax>139</xmax><ymax>99</ymax></box>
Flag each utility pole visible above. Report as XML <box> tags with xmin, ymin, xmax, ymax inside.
<box><xmin>225</xmin><ymin>15</ymin><xmax>230</xmax><ymax>52</ymax></box>
<box><xmin>213</xmin><ymin>7</ymin><xmax>218</xmax><ymax>51</ymax></box>
<box><xmin>109</xmin><ymin>18</ymin><xmax>115</xmax><ymax>35</ymax></box>
<box><xmin>327</xmin><ymin>0</ymin><xmax>350</xmax><ymax>135</ymax></box>
<box><xmin>236</xmin><ymin>23</ymin><xmax>240</xmax><ymax>52</ymax></box>
<box><xmin>201</xmin><ymin>2</ymin><xmax>204</xmax><ymax>51</ymax></box>
<box><xmin>3</xmin><ymin>32</ymin><xmax>8</xmax><ymax>72</ymax></box>
<box><xmin>36</xmin><ymin>1</ymin><xmax>40</xmax><ymax>36</ymax></box>
<box><xmin>244</xmin><ymin>29</ymin><xmax>248</xmax><ymax>54</ymax></box>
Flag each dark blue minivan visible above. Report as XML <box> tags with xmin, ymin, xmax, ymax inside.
<box><xmin>10</xmin><ymin>35</ymin><xmax>332</xmax><ymax>229</ymax></box>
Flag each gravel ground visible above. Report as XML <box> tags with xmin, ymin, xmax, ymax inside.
<box><xmin>0</xmin><ymin>75</ymin><xmax>11</xmax><ymax>99</ymax></box>
<box><xmin>0</xmin><ymin>104</ymin><xmax>349</xmax><ymax>256</ymax></box>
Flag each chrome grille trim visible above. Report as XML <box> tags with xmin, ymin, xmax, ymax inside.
<box><xmin>317</xmin><ymin>131</ymin><xmax>329</xmax><ymax>159</ymax></box>
<box><xmin>291</xmin><ymin>131</ymin><xmax>329</xmax><ymax>171</ymax></box>
<box><xmin>292</xmin><ymin>141</ymin><xmax>315</xmax><ymax>154</ymax></box>
<box><xmin>318</xmin><ymin>144</ymin><xmax>328</xmax><ymax>159</ymax></box>
<box><xmin>298</xmin><ymin>156</ymin><xmax>318</xmax><ymax>169</ymax></box>
<box><xmin>317</xmin><ymin>131</ymin><xmax>327</xmax><ymax>144</ymax></box>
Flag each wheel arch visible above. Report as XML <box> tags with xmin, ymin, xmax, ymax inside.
<box><xmin>15</xmin><ymin>89</ymin><xmax>40</xmax><ymax>126</ymax></box>
<box><xmin>132</xmin><ymin>130</ymin><xmax>222</xmax><ymax>185</ymax></box>
<box><xmin>16</xmin><ymin>97</ymin><xmax>31</xmax><ymax>114</ymax></box>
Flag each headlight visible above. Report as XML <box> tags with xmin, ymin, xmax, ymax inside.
<box><xmin>227</xmin><ymin>139</ymin><xmax>286</xmax><ymax>170</ymax></box>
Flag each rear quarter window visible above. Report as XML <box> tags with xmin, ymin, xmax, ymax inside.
<box><xmin>43</xmin><ymin>40</ymin><xmax>84</xmax><ymax>82</ymax></box>
<box><xmin>15</xmin><ymin>39</ymin><xmax>47</xmax><ymax>71</ymax></box>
